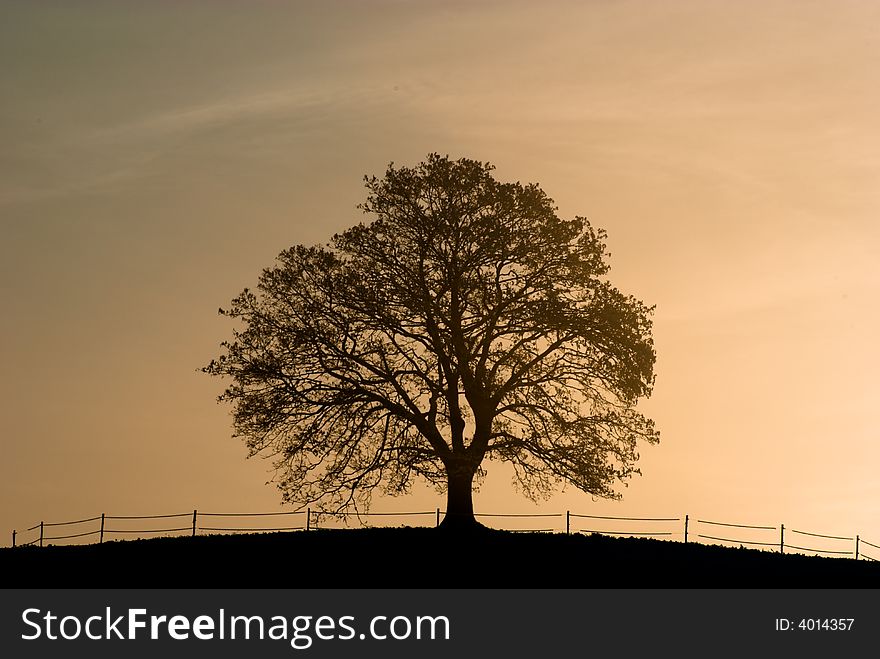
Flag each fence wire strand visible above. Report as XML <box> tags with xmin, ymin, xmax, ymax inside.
<box><xmin>581</xmin><ymin>530</ymin><xmax>674</xmax><ymax>536</ymax></box>
<box><xmin>44</xmin><ymin>515</ymin><xmax>102</xmax><ymax>527</ymax></box>
<box><xmin>104</xmin><ymin>527</ymin><xmax>191</xmax><ymax>534</ymax></box>
<box><xmin>44</xmin><ymin>530</ymin><xmax>101</xmax><ymax>541</ymax></box>
<box><xmin>475</xmin><ymin>513</ymin><xmax>563</xmax><ymax>518</ymax></box>
<box><xmin>790</xmin><ymin>529</ymin><xmax>853</xmax><ymax>541</ymax></box>
<box><xmin>199</xmin><ymin>526</ymin><xmax>304</xmax><ymax>532</ymax></box>
<box><xmin>200</xmin><ymin>511</ymin><xmax>306</xmax><ymax>517</ymax></box>
<box><xmin>697</xmin><ymin>534</ymin><xmax>778</xmax><ymax>547</ymax></box>
<box><xmin>570</xmin><ymin>514</ymin><xmax>678</xmax><ymax>521</ymax></box>
<box><xmin>697</xmin><ymin>519</ymin><xmax>776</xmax><ymax>530</ymax></box>
<box><xmin>105</xmin><ymin>513</ymin><xmax>190</xmax><ymax>520</ymax></box>
<box><xmin>328</xmin><ymin>511</ymin><xmax>435</xmax><ymax>517</ymax></box>
<box><xmin>785</xmin><ymin>544</ymin><xmax>853</xmax><ymax>556</ymax></box>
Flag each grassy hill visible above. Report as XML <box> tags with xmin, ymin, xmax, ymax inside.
<box><xmin>4</xmin><ymin>527</ymin><xmax>879</xmax><ymax>588</ymax></box>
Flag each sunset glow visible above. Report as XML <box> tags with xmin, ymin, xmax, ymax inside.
<box><xmin>3</xmin><ymin>1</ymin><xmax>879</xmax><ymax>551</ymax></box>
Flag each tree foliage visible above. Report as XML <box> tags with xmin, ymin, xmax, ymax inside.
<box><xmin>205</xmin><ymin>154</ymin><xmax>658</xmax><ymax>524</ymax></box>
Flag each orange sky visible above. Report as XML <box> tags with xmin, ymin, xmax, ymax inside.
<box><xmin>2</xmin><ymin>0</ymin><xmax>879</xmax><ymax>552</ymax></box>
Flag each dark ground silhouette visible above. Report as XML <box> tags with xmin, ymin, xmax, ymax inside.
<box><xmin>3</xmin><ymin>527</ymin><xmax>879</xmax><ymax>588</ymax></box>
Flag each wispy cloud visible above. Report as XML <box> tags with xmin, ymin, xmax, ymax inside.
<box><xmin>0</xmin><ymin>82</ymin><xmax>387</xmax><ymax>206</ymax></box>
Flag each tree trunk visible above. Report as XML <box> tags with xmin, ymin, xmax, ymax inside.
<box><xmin>440</xmin><ymin>462</ymin><xmax>480</xmax><ymax>531</ymax></box>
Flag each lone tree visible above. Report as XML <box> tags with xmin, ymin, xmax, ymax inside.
<box><xmin>205</xmin><ymin>154</ymin><xmax>658</xmax><ymax>529</ymax></box>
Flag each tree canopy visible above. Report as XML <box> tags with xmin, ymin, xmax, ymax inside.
<box><xmin>205</xmin><ymin>154</ymin><xmax>659</xmax><ymax>528</ymax></box>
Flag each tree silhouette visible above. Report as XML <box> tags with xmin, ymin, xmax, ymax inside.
<box><xmin>205</xmin><ymin>154</ymin><xmax>658</xmax><ymax>529</ymax></box>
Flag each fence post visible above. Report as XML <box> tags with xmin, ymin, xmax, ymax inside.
<box><xmin>100</xmin><ymin>513</ymin><xmax>105</xmax><ymax>544</ymax></box>
<box><xmin>192</xmin><ymin>510</ymin><xmax>197</xmax><ymax>537</ymax></box>
<box><xmin>306</xmin><ymin>508</ymin><xmax>311</xmax><ymax>531</ymax></box>
<box><xmin>12</xmin><ymin>530</ymin><xmax>15</xmax><ymax>548</ymax></box>
<box><xmin>780</xmin><ymin>524</ymin><xmax>784</xmax><ymax>553</ymax></box>
<box><xmin>855</xmin><ymin>535</ymin><xmax>860</xmax><ymax>560</ymax></box>
<box><xmin>436</xmin><ymin>508</ymin><xmax>440</xmax><ymax>528</ymax></box>
<box><xmin>40</xmin><ymin>521</ymin><xmax>44</xmax><ymax>548</ymax></box>
<box><xmin>566</xmin><ymin>511</ymin><xmax>570</xmax><ymax>535</ymax></box>
<box><xmin>684</xmin><ymin>515</ymin><xmax>689</xmax><ymax>544</ymax></box>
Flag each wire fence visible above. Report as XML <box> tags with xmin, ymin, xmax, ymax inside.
<box><xmin>8</xmin><ymin>508</ymin><xmax>880</xmax><ymax>562</ymax></box>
